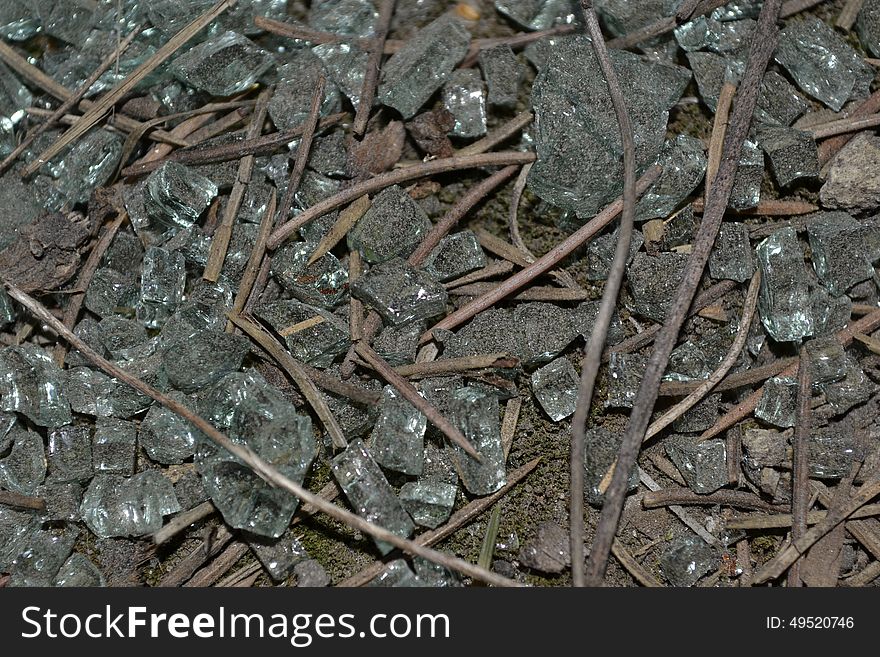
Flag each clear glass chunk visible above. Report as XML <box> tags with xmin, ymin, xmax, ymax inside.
<box><xmin>0</xmin><ymin>345</ymin><xmax>71</xmax><ymax>428</ymax></box>
<box><xmin>81</xmin><ymin>471</ymin><xmax>180</xmax><ymax>538</ymax></box>
<box><xmin>530</xmin><ymin>357</ymin><xmax>578</xmax><ymax>422</ymax></box>
<box><xmin>371</xmin><ymin>386</ymin><xmax>427</xmax><ymax>476</ymax></box>
<box><xmin>448</xmin><ymin>387</ymin><xmax>506</xmax><ymax>496</ymax></box>
<box><xmin>351</xmin><ymin>258</ymin><xmax>447</xmax><ymax>326</ymax></box>
<box><xmin>755</xmin><ymin>227</ymin><xmax>814</xmax><ymax>342</ymax></box>
<box><xmin>170</xmin><ymin>31</ymin><xmax>274</xmax><ymax>97</ymax></box>
<box><xmin>399</xmin><ymin>480</ymin><xmax>457</xmax><ymax>528</ymax></box>
<box><xmin>347</xmin><ymin>185</ymin><xmax>431</xmax><ymax>264</ymax></box>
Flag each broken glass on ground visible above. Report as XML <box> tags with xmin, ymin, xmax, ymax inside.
<box><xmin>378</xmin><ymin>14</ymin><xmax>470</xmax><ymax>119</ymax></box>
<box><xmin>170</xmin><ymin>31</ymin><xmax>274</xmax><ymax>97</ymax></box>
<box><xmin>665</xmin><ymin>434</ymin><xmax>728</xmax><ymax>494</ymax></box>
<box><xmin>247</xmin><ymin>529</ymin><xmax>310</xmax><ymax>583</ymax></box>
<box><xmin>8</xmin><ymin>527</ymin><xmax>79</xmax><ymax>587</ymax></box>
<box><xmin>137</xmin><ymin>246</ymin><xmax>187</xmax><ymax>329</ymax></box>
<box><xmin>755</xmin><ymin>376</ymin><xmax>798</xmax><ymax>428</ymax></box>
<box><xmin>807</xmin><ymin>212</ymin><xmax>880</xmax><ymax>296</ymax></box>
<box><xmin>636</xmin><ymin>135</ymin><xmax>707</xmax><ymax>222</ymax></box>
<box><xmin>627</xmin><ymin>252</ymin><xmax>689</xmax><ymax>323</ymax></box>
<box><xmin>0</xmin><ymin>345</ymin><xmax>71</xmax><ymax>428</ymax></box>
<box><xmin>479</xmin><ymin>45</ymin><xmax>523</xmax><ymax>109</ymax></box>
<box><xmin>399</xmin><ymin>480</ymin><xmax>457</xmax><ymax>528</ymax></box>
<box><xmin>755</xmin><ymin>227</ymin><xmax>814</xmax><ymax>342</ymax></box>
<box><xmin>348</xmin><ymin>185</ymin><xmax>431</xmax><ymax>263</ymax></box>
<box><xmin>54</xmin><ymin>553</ymin><xmax>105</xmax><ymax>587</ymax></box>
<box><xmin>331</xmin><ymin>438</ymin><xmax>415</xmax><ymax>555</ymax></box>
<box><xmin>448</xmin><ymin>387</ymin><xmax>506</xmax><ymax>496</ymax></box>
<box><xmin>531</xmin><ymin>357</ymin><xmax>578</xmax><ymax>422</ymax></box>
<box><xmin>255</xmin><ymin>299</ymin><xmax>350</xmax><ymax>368</ymax></box>
<box><xmin>92</xmin><ymin>418</ymin><xmax>137</xmax><ymax>476</ymax></box>
<box><xmin>775</xmin><ymin>16</ymin><xmax>872</xmax><ymax>112</ymax></box>
<box><xmin>857</xmin><ymin>0</ymin><xmax>880</xmax><ymax>57</ymax></box>
<box><xmin>583</xmin><ymin>425</ymin><xmax>639</xmax><ymax>507</ymax></box>
<box><xmin>139</xmin><ymin>394</ymin><xmax>202</xmax><ymax>464</ymax></box>
<box><xmin>421</xmin><ymin>231</ymin><xmax>486</xmax><ymax>282</ymax></box>
<box><xmin>758</xmin><ymin>126</ymin><xmax>819</xmax><ymax>188</ymax></box>
<box><xmin>371</xmin><ymin>386</ymin><xmax>427</xmax><ymax>476</ymax></box>
<box><xmin>729</xmin><ymin>139</ymin><xmax>763</xmax><ymax>210</ymax></box>
<box><xmin>442</xmin><ymin>69</ymin><xmax>487</xmax><ymax>139</ymax></box>
<box><xmin>268</xmin><ymin>52</ymin><xmax>340</xmax><ymax>130</ymax></box>
<box><xmin>0</xmin><ymin>427</ymin><xmax>45</xmax><ymax>495</ymax></box>
<box><xmin>270</xmin><ymin>241</ymin><xmax>349</xmax><ymax>308</ymax></box>
<box><xmin>659</xmin><ymin>533</ymin><xmax>716</xmax><ymax>587</ymax></box>
<box><xmin>496</xmin><ymin>0</ymin><xmax>577</xmax><ymax>30</ymax></box>
<box><xmin>351</xmin><ymin>258</ymin><xmax>447</xmax><ymax>326</ymax></box>
<box><xmin>81</xmin><ymin>471</ymin><xmax>180</xmax><ymax>538</ymax></box>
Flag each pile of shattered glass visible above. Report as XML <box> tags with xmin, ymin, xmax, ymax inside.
<box><xmin>2</xmin><ymin>0</ymin><xmax>880</xmax><ymax>588</ymax></box>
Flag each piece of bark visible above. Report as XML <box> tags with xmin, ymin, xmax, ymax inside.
<box><xmin>348</xmin><ymin>120</ymin><xmax>406</xmax><ymax>178</ymax></box>
<box><xmin>406</xmin><ymin>109</ymin><xmax>455</xmax><ymax>158</ymax></box>
<box><xmin>0</xmin><ymin>211</ymin><xmax>91</xmax><ymax>293</ymax></box>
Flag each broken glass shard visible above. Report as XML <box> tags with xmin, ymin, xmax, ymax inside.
<box><xmin>857</xmin><ymin>0</ymin><xmax>880</xmax><ymax>57</ymax></box>
<box><xmin>808</xmin><ymin>211</ymin><xmax>877</xmax><ymax>295</ymax></box>
<box><xmin>636</xmin><ymin>135</ymin><xmax>707</xmax><ymax>222</ymax></box>
<box><xmin>172</xmin><ymin>469</ymin><xmax>209</xmax><ymax>511</ymax></box>
<box><xmin>514</xmin><ymin>302</ymin><xmax>578</xmax><ymax>366</ymax></box>
<box><xmin>170</xmin><ymin>31</ymin><xmax>274</xmax><ymax>97</ymax></box>
<box><xmin>811</xmin><ymin>285</ymin><xmax>851</xmax><ymax>337</ymax></box>
<box><xmin>531</xmin><ymin>357</ymin><xmax>578</xmax><ymax>422</ymax></box>
<box><xmin>497</xmin><ymin>0</ymin><xmax>577</xmax><ymax>31</ymax></box>
<box><xmin>84</xmin><ymin>268</ymin><xmax>138</xmax><ymax>319</ymax></box>
<box><xmin>136</xmin><ymin>162</ymin><xmax>218</xmax><ymax>244</ymax></box>
<box><xmin>373</xmin><ymin>321</ymin><xmax>422</xmax><ymax>366</ymax></box>
<box><xmin>448</xmin><ymin>387</ymin><xmax>506</xmax><ymax>496</ymax></box>
<box><xmin>137</xmin><ymin>246</ymin><xmax>186</xmax><ymax>329</ymax></box>
<box><xmin>413</xmin><ymin>556</ymin><xmax>462</xmax><ymax>587</ymax></box>
<box><xmin>529</xmin><ymin>38</ymin><xmax>690</xmax><ymax>220</ymax></box>
<box><xmin>62</xmin><ymin>367</ymin><xmax>115</xmax><ymax>417</ymax></box>
<box><xmin>709</xmin><ymin>222</ymin><xmax>754</xmax><ymax>283</ymax></box>
<box><xmin>47</xmin><ymin>425</ymin><xmax>93</xmax><ymax>483</ymax></box>
<box><xmin>248</xmin><ymin>529</ymin><xmax>310</xmax><ymax>583</ymax></box>
<box><xmin>583</xmin><ymin>226</ymin><xmax>643</xmax><ymax>282</ymax></box>
<box><xmin>98</xmin><ymin>317</ymin><xmax>150</xmax><ymax>361</ymax></box>
<box><xmin>820</xmin><ymin>359</ymin><xmax>875</xmax><ymax>416</ymax></box>
<box><xmin>351</xmin><ymin>258</ymin><xmax>447</xmax><ymax>326</ymax></box>
<box><xmin>92</xmin><ymin>418</ymin><xmax>137</xmax><ymax>476</ymax></box>
<box><xmin>8</xmin><ymin>528</ymin><xmax>78</xmax><ymax>587</ymax></box>
<box><xmin>197</xmin><ymin>383</ymin><xmax>316</xmax><ymax>538</ymax></box>
<box><xmin>442</xmin><ymin>68</ymin><xmax>487</xmax><ymax>139</ymax></box>
<box><xmin>775</xmin><ymin>17</ymin><xmax>872</xmax><ymax>112</ymax></box>
<box><xmin>756</xmin><ymin>71</ymin><xmax>810</xmax><ymax>127</ymax></box>
<box><xmin>140</xmin><ymin>394</ymin><xmax>202</xmax><ymax>465</ymax></box>
<box><xmin>0</xmin><ymin>345</ymin><xmax>71</xmax><ymax>428</ymax></box>
<box><xmin>294</xmin><ymin>559</ymin><xmax>330</xmax><ymax>587</ymax></box>
<box><xmin>81</xmin><ymin>471</ymin><xmax>180</xmax><ymax>538</ymax></box>
<box><xmin>332</xmin><ymin>438</ymin><xmax>415</xmax><ymax>555</ymax></box>
<box><xmin>348</xmin><ymin>185</ymin><xmax>431</xmax><ymax>263</ymax></box>
<box><xmin>675</xmin><ymin>15</ymin><xmax>755</xmax><ymax>54</ymax></box>
<box><xmin>583</xmin><ymin>425</ymin><xmax>638</xmax><ymax>507</ymax></box>
<box><xmin>607</xmin><ymin>352</ymin><xmax>647</xmax><ymax>409</ymax></box>
<box><xmin>312</xmin><ymin>43</ymin><xmax>369</xmax><ymax>107</ymax></box>
<box><xmin>806</xmin><ymin>337</ymin><xmax>847</xmax><ymax>386</ymax></box>
<box><xmin>421</xmin><ymin>231</ymin><xmax>486</xmax><ymax>282</ymax></box>
<box><xmin>0</xmin><ymin>1</ymin><xmax>40</xmax><ymax>41</ymax></box>
<box><xmin>518</xmin><ymin>520</ymin><xmax>570</xmax><ymax>574</ymax></box>
<box><xmin>268</xmin><ymin>53</ymin><xmax>340</xmax><ymax>130</ymax></box>
<box><xmin>310</xmin><ymin>0</ymin><xmax>378</xmax><ymax>35</ymax></box>
<box><xmin>160</xmin><ymin>328</ymin><xmax>251</xmax><ymax>393</ymax></box>
<box><xmin>399</xmin><ymin>480</ymin><xmax>457</xmax><ymax>528</ymax></box>
<box><xmin>40</xmin><ymin>128</ymin><xmax>123</xmax><ymax>210</ymax></box>
<box><xmin>755</xmin><ymin>227</ymin><xmax>814</xmax><ymax>342</ymax></box>
<box><xmin>378</xmin><ymin>14</ymin><xmax>470</xmax><ymax>119</ymax></box>
<box><xmin>255</xmin><ymin>299</ymin><xmax>350</xmax><ymax>368</ymax></box>
<box><xmin>627</xmin><ymin>252</ymin><xmax>689</xmax><ymax>323</ymax></box>
<box><xmin>672</xmin><ymin>394</ymin><xmax>720</xmax><ymax>433</ymax></box>
<box><xmin>0</xmin><ymin>428</ymin><xmax>45</xmax><ymax>495</ymax></box>
<box><xmin>665</xmin><ymin>434</ymin><xmax>728</xmax><ymax>494</ymax></box>
<box><xmin>479</xmin><ymin>45</ymin><xmax>522</xmax><ymax>109</ymax></box>
<box><xmin>371</xmin><ymin>386</ymin><xmax>427</xmax><ymax>476</ymax></box>
<box><xmin>758</xmin><ymin>126</ymin><xmax>819</xmax><ymax>188</ymax></box>
<box><xmin>0</xmin><ymin>507</ymin><xmax>39</xmax><ymax>570</ymax></box>
<box><xmin>659</xmin><ymin>534</ymin><xmax>715</xmax><ymax>587</ymax></box>
<box><xmin>368</xmin><ymin>559</ymin><xmax>421</xmax><ymax>587</ymax></box>
<box><xmin>755</xmin><ymin>376</ymin><xmax>797</xmax><ymax>428</ymax></box>
<box><xmin>37</xmin><ymin>481</ymin><xmax>82</xmax><ymax>523</ymax></box>
<box><xmin>729</xmin><ymin>138</ymin><xmax>763</xmax><ymax>210</ymax></box>
<box><xmin>820</xmin><ymin>133</ymin><xmax>880</xmax><ymax>212</ymax></box>
<box><xmin>270</xmin><ymin>241</ymin><xmax>349</xmax><ymax>308</ymax></box>
<box><xmin>809</xmin><ymin>423</ymin><xmax>859</xmax><ymax>479</ymax></box>
<box><xmin>54</xmin><ymin>553</ymin><xmax>105</xmax><ymax>587</ymax></box>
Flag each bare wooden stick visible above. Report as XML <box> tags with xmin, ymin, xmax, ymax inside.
<box><xmin>268</xmin><ymin>152</ymin><xmax>536</xmax><ymax>249</ymax></box>
<box><xmin>500</xmin><ymin>397</ymin><xmax>522</xmax><ymax>459</ymax></box>
<box><xmin>612</xmin><ymin>541</ymin><xmax>663</xmax><ymax>587</ymax></box>
<box><xmin>152</xmin><ymin>501</ymin><xmax>216</xmax><ymax>546</ymax></box>
<box><xmin>353</xmin><ymin>0</ymin><xmax>395</xmax><ymax>136</ymax></box>
<box><xmin>3</xmin><ymin>281</ymin><xmax>517</xmax><ymax>587</ymax></box>
<box><xmin>159</xmin><ymin>526</ymin><xmax>234</xmax><ymax>587</ymax></box>
<box><xmin>693</xmin><ymin>198</ymin><xmax>818</xmax><ymax>215</ymax></box>
<box><xmin>449</xmin><ymin>283</ymin><xmax>590</xmax><ymax>302</ymax></box>
<box><xmin>780</xmin><ymin>0</ymin><xmax>829</xmax><ymax>18</ymax></box>
<box><xmin>203</xmin><ymin>88</ymin><xmax>272</xmax><ymax>282</ymax></box>
<box><xmin>229</xmin><ymin>313</ymin><xmax>349</xmax><ymax>451</ymax></box>
<box><xmin>0</xmin><ymin>490</ymin><xmax>46</xmax><ymax>512</ymax></box>
<box><xmin>789</xmin><ymin>344</ymin><xmax>813</xmax><ymax>587</ymax></box>
<box><xmin>277</xmin><ymin>76</ymin><xmax>326</xmax><ymax>224</ymax></box>
<box><xmin>336</xmin><ymin>457</ymin><xmax>541</xmax><ymax>586</ymax></box>
<box><xmin>227</xmin><ymin>189</ymin><xmax>277</xmax><ymax>330</ymax></box>
<box><xmin>456</xmin><ymin>111</ymin><xmax>534</xmax><ymax>157</ymax></box>
<box><xmin>184</xmin><ymin>542</ymin><xmax>249</xmax><ymax>587</ymax></box>
<box><xmin>642</xmin><ymin>488</ymin><xmax>787</xmax><ymax>513</ymax></box>
<box><xmin>705</xmin><ymin>82</ymin><xmax>737</xmax><ymax>198</ymax></box>
<box><xmin>810</xmin><ymin>113</ymin><xmax>880</xmax><ymax>140</ymax></box>
<box><xmin>23</xmin><ymin>0</ymin><xmax>237</xmax><ymax>177</ymax></box>
<box><xmin>392</xmin><ymin>353</ymin><xmax>518</xmax><ymax>378</ymax></box>
<box><xmin>306</xmin><ymin>195</ymin><xmax>371</xmax><ymax>266</ymax></box>
<box><xmin>444</xmin><ymin>260</ymin><xmax>515</xmax><ymax>289</ymax></box>
<box><xmin>0</xmin><ymin>26</ymin><xmax>142</xmax><ymax>176</ymax></box>
<box><xmin>349</xmin><ymin>249</ymin><xmax>364</xmax><ymax>342</ymax></box>
<box><xmin>354</xmin><ymin>342</ymin><xmax>479</xmax><ymax>460</ymax></box>
<box><xmin>422</xmin><ymin>166</ymin><xmax>661</xmax><ymax>343</ymax></box>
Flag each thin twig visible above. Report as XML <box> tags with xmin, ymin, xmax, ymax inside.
<box><xmin>120</xmin><ymin>113</ymin><xmax>347</xmax><ymax>177</ymax></box>
<box><xmin>392</xmin><ymin>353</ymin><xmax>518</xmax><ymax>379</ymax></box>
<box><xmin>500</xmin><ymin>397</ymin><xmax>522</xmax><ymax>459</ymax></box>
<box><xmin>639</xmin><ymin>468</ymin><xmax>720</xmax><ymax>547</ymax></box>
<box><xmin>456</xmin><ymin>111</ymin><xmax>533</xmax><ymax>157</ymax></box>
<box><xmin>475</xmin><ymin>228</ymin><xmax>532</xmax><ymax>268</ymax></box>
<box><xmin>789</xmin><ymin>344</ymin><xmax>812</xmax><ymax>587</ymax></box>
<box><xmin>306</xmin><ymin>195</ymin><xmax>371</xmax><ymax>267</ymax></box>
<box><xmin>159</xmin><ymin>526</ymin><xmax>234</xmax><ymax>587</ymax></box>
<box><xmin>229</xmin><ymin>313</ymin><xmax>349</xmax><ymax>451</ymax></box>
<box><xmin>349</xmin><ymin>250</ymin><xmax>364</xmax><ymax>342</ymax></box>
<box><xmin>203</xmin><ymin>88</ymin><xmax>272</xmax><ymax>282</ymax></box>
<box><xmin>693</xmin><ymin>198</ymin><xmax>818</xmax><ymax>216</ymax></box>
<box><xmin>228</xmin><ymin>189</ymin><xmax>277</xmax><ymax>331</ymax></box>
<box><xmin>449</xmin><ymin>283</ymin><xmax>590</xmax><ymax>302</ymax></box>
<box><xmin>152</xmin><ymin>501</ymin><xmax>216</xmax><ymax>546</ymax></box>
<box><xmin>268</xmin><ymin>152</ymin><xmax>536</xmax><ymax>249</ymax></box>
<box><xmin>0</xmin><ymin>26</ymin><xmax>142</xmax><ymax>176</ymax></box>
<box><xmin>571</xmin><ymin>0</ymin><xmax>638</xmax><ymax>589</ymax></box>
<box><xmin>508</xmin><ymin>163</ymin><xmax>535</xmax><ymax>258</ymax></box>
<box><xmin>3</xmin><ymin>281</ymin><xmax>517</xmax><ymax>587</ymax></box>
<box><xmin>810</xmin><ymin>113</ymin><xmax>880</xmax><ymax>140</ymax></box>
<box><xmin>354</xmin><ymin>342</ymin><xmax>479</xmax><ymax>460</ymax></box>
<box><xmin>336</xmin><ymin>457</ymin><xmax>541</xmax><ymax>586</ymax></box>
<box><xmin>642</xmin><ymin>489</ymin><xmax>786</xmax><ymax>513</ymax></box>
<box><xmin>780</xmin><ymin>0</ymin><xmax>829</xmax><ymax>18</ymax></box>
<box><xmin>353</xmin><ymin>0</ymin><xmax>395</xmax><ymax>136</ymax></box>
<box><xmin>611</xmin><ymin>541</ymin><xmax>663</xmax><ymax>587</ymax></box>
<box><xmin>585</xmin><ymin>0</ymin><xmax>783</xmax><ymax>586</ymax></box>
<box><xmin>818</xmin><ymin>89</ymin><xmax>880</xmax><ymax>167</ymax></box>
<box><xmin>22</xmin><ymin>0</ymin><xmax>236</xmax><ymax>177</ymax></box>
<box><xmin>444</xmin><ymin>260</ymin><xmax>515</xmax><ymax>289</ymax></box>
<box><xmin>0</xmin><ymin>490</ymin><xmax>46</xmax><ymax>512</ymax></box>
<box><xmin>422</xmin><ymin>166</ymin><xmax>661</xmax><ymax>343</ymax></box>
<box><xmin>184</xmin><ymin>542</ymin><xmax>249</xmax><ymax>587</ymax></box>
<box><xmin>477</xmin><ymin>504</ymin><xmax>503</xmax><ymax>572</ymax></box>
<box><xmin>277</xmin><ymin>76</ymin><xmax>326</xmax><ymax>224</ymax></box>
<box><xmin>705</xmin><ymin>82</ymin><xmax>737</xmax><ymax>198</ymax></box>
